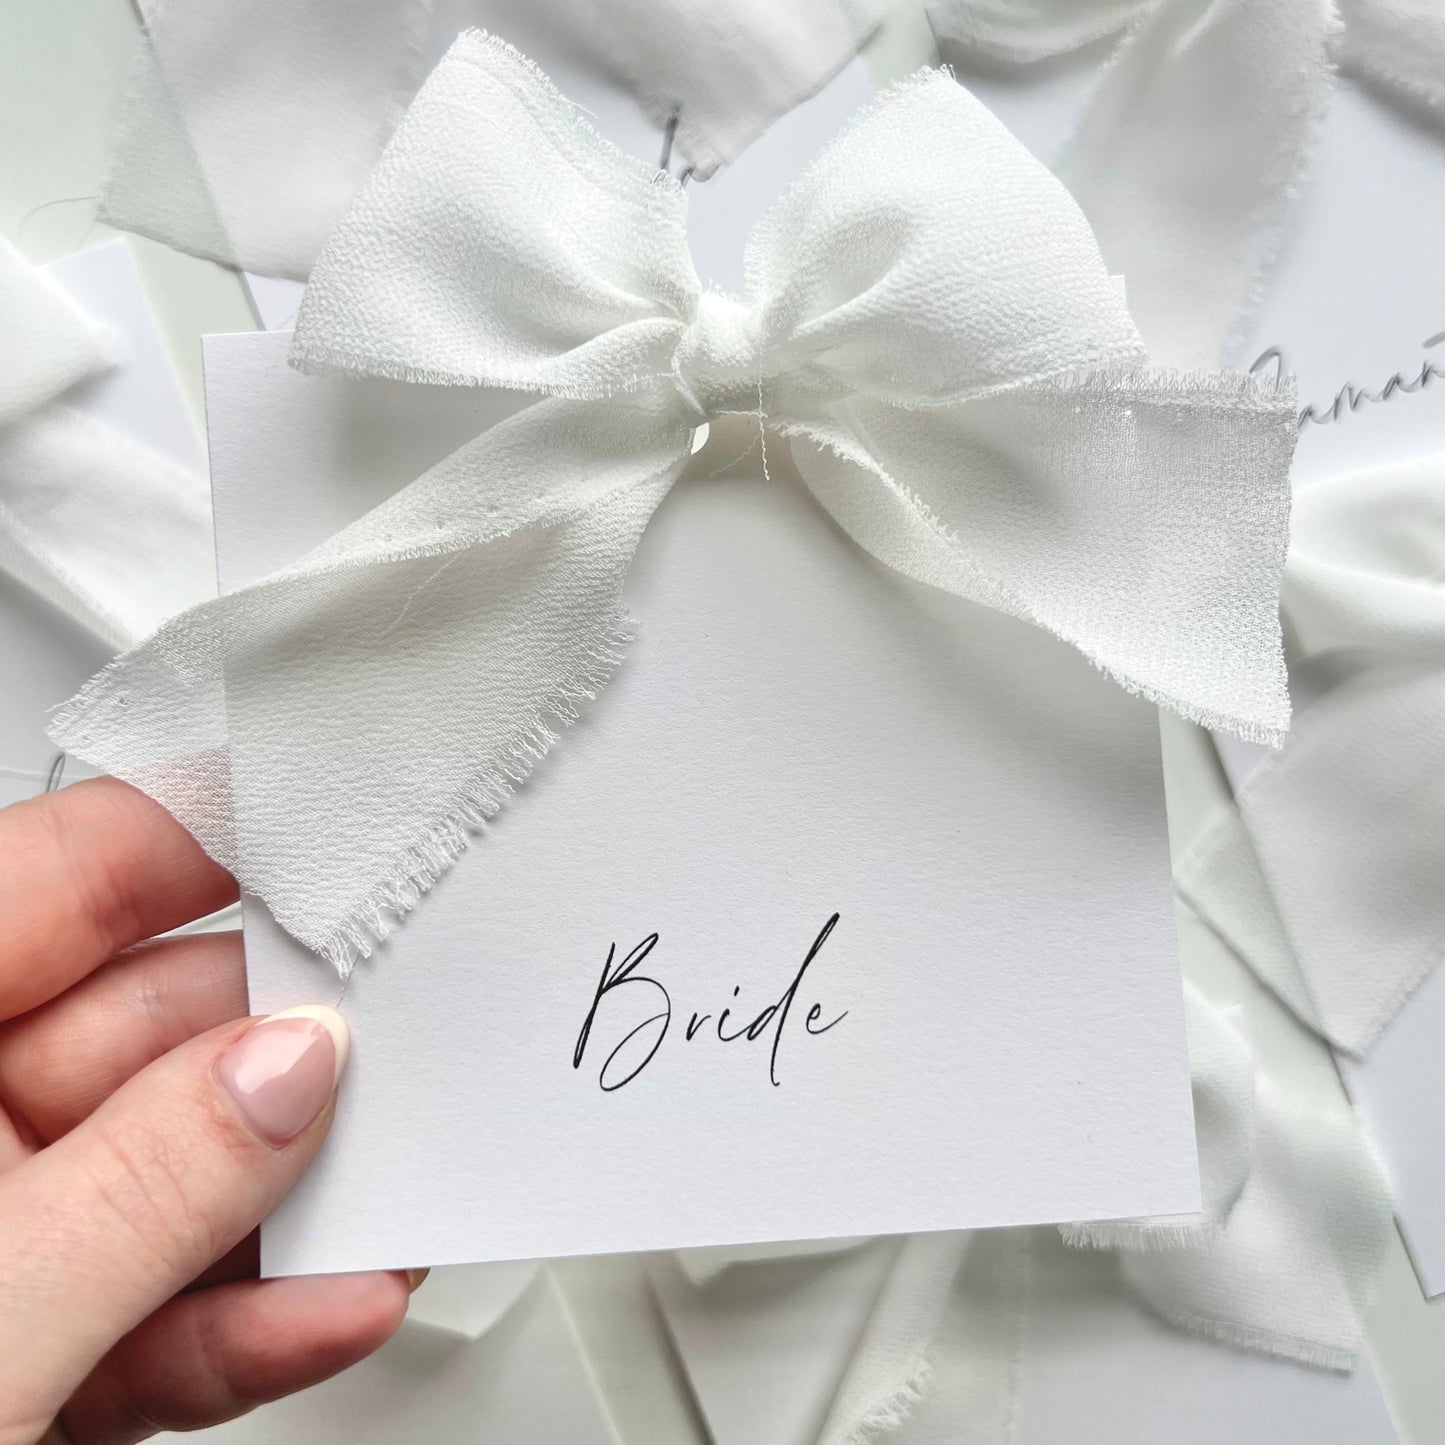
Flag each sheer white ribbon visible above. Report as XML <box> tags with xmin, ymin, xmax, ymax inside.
<box><xmin>106</xmin><ymin>0</ymin><xmax>882</xmax><ymax>280</ymax></box>
<box><xmin>930</xmin><ymin>0</ymin><xmax>1443</xmax><ymax>114</ymax></box>
<box><xmin>930</xmin><ymin>0</ymin><xmax>1445</xmax><ymax>369</ymax></box>
<box><xmin>55</xmin><ymin>33</ymin><xmax>1297</xmax><ymax>970</ymax></box>
<box><xmin>0</xmin><ymin>239</ymin><xmax>213</xmax><ymax>652</ymax></box>
<box><xmin>675</xmin><ymin>986</ymin><xmax>1392</xmax><ymax>1443</ymax></box>
<box><xmin>1178</xmin><ymin>454</ymin><xmax>1445</xmax><ymax>1054</ymax></box>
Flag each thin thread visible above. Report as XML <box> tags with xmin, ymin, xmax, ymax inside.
<box><xmin>376</xmin><ymin>552</ymin><xmax>462</xmax><ymax>638</ymax></box>
<box><xmin>756</xmin><ymin>371</ymin><xmax>771</xmax><ymax>482</ymax></box>
<box><xmin>702</xmin><ymin>430</ymin><xmax>760</xmax><ymax>478</ymax></box>
<box><xmin>16</xmin><ymin>194</ymin><xmax>100</xmax><ymax>250</ymax></box>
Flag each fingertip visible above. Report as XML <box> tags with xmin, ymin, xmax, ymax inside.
<box><xmin>265</xmin><ymin>1268</ymin><xmax>412</xmax><ymax>1354</ymax></box>
<box><xmin>264</xmin><ymin>1005</ymin><xmax>351</xmax><ymax>1084</ymax></box>
<box><xmin>211</xmin><ymin>1006</ymin><xmax>349</xmax><ymax>1146</ymax></box>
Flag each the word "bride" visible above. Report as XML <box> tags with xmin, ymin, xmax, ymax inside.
<box><xmin>572</xmin><ymin>914</ymin><xmax>847</xmax><ymax>1092</ymax></box>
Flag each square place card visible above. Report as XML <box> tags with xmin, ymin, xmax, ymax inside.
<box><xmin>204</xmin><ymin>327</ymin><xmax>1201</xmax><ymax>1276</ymax></box>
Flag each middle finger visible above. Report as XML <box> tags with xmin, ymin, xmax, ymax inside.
<box><xmin>0</xmin><ymin>931</ymin><xmax>247</xmax><ymax>1148</ymax></box>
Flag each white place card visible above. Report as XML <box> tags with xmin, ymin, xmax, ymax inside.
<box><xmin>206</xmin><ymin>327</ymin><xmax>1201</xmax><ymax>1275</ymax></box>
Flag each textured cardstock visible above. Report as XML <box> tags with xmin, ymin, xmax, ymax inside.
<box><xmin>206</xmin><ymin>326</ymin><xmax>1200</xmax><ymax>1275</ymax></box>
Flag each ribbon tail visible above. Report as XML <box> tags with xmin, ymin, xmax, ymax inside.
<box><xmin>1057</xmin><ymin>0</ymin><xmax>1339</xmax><ymax>368</ymax></box>
<box><xmin>1119</xmin><ymin>1067</ymin><xmax>1392</xmax><ymax>1370</ymax></box>
<box><xmin>0</xmin><ymin>408</ymin><xmax>214</xmax><ymax>652</ymax></box>
<box><xmin>0</xmin><ymin>236</ymin><xmax>118</xmax><ymax>425</ymax></box>
<box><xmin>1063</xmin><ymin>995</ymin><xmax>1390</xmax><ymax>1371</ymax></box>
<box><xmin>51</xmin><ymin>395</ymin><xmax>689</xmax><ymax>971</ymax></box>
<box><xmin>1183</xmin><ymin>669</ymin><xmax>1445</xmax><ymax>1054</ymax></box>
<box><xmin>1063</xmin><ymin>982</ymin><xmax>1256</xmax><ymax>1251</ymax></box>
<box><xmin>1179</xmin><ymin>455</ymin><xmax>1445</xmax><ymax>1052</ymax></box>
<box><xmin>0</xmin><ymin>240</ymin><xmax>210</xmax><ymax>649</ymax></box>
<box><xmin>1176</xmin><ymin>803</ymin><xmax>1332</xmax><ymax>1036</ymax></box>
<box><xmin>781</xmin><ymin>370</ymin><xmax>1295</xmax><ymax>745</ymax></box>
<box><xmin>816</xmin><ymin>1232</ymin><xmax>975</xmax><ymax>1445</ymax></box>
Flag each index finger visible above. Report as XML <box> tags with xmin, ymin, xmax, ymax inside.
<box><xmin>0</xmin><ymin>777</ymin><xmax>237</xmax><ymax>1022</ymax></box>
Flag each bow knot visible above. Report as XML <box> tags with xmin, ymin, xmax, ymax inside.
<box><xmin>672</xmin><ymin>292</ymin><xmax>761</xmax><ymax>422</ymax></box>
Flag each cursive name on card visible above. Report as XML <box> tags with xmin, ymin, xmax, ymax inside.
<box><xmin>1250</xmin><ymin>331</ymin><xmax>1444</xmax><ymax>429</ymax></box>
<box><xmin>572</xmin><ymin>913</ymin><xmax>849</xmax><ymax>1092</ymax></box>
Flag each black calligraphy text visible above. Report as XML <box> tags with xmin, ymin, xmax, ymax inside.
<box><xmin>572</xmin><ymin>913</ymin><xmax>847</xmax><ymax>1091</ymax></box>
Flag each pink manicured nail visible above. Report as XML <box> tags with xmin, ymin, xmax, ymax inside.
<box><xmin>214</xmin><ymin>1005</ymin><xmax>350</xmax><ymax>1145</ymax></box>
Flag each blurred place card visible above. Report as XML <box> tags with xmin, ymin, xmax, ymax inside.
<box><xmin>1227</xmin><ymin>76</ymin><xmax>1445</xmax><ymax>1301</ymax></box>
<box><xmin>973</xmin><ymin>56</ymin><xmax>1444</xmax><ymax>1301</ymax></box>
<box><xmin>973</xmin><ymin>43</ymin><xmax>1445</xmax><ymax>1304</ymax></box>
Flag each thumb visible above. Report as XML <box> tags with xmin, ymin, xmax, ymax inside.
<box><xmin>0</xmin><ymin>1005</ymin><xmax>348</xmax><ymax>1437</ymax></box>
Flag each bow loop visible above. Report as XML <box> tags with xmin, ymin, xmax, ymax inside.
<box><xmin>743</xmin><ymin>71</ymin><xmax>1146</xmax><ymax>410</ymax></box>
<box><xmin>292</xmin><ymin>32</ymin><xmax>698</xmax><ymax>401</ymax></box>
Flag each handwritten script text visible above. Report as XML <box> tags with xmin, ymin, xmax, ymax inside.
<box><xmin>572</xmin><ymin>914</ymin><xmax>848</xmax><ymax>1091</ymax></box>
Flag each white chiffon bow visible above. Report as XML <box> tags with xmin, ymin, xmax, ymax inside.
<box><xmin>56</xmin><ymin>33</ymin><xmax>1298</xmax><ymax>969</ymax></box>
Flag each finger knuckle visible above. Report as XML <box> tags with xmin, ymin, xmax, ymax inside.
<box><xmin>81</xmin><ymin>1110</ymin><xmax>222</xmax><ymax>1275</ymax></box>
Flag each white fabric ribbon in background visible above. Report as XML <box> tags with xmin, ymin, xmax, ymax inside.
<box><xmin>0</xmin><ymin>238</ymin><xmax>213</xmax><ymax>652</ymax></box>
<box><xmin>929</xmin><ymin>0</ymin><xmax>1444</xmax><ymax>123</ymax></box>
<box><xmin>681</xmin><ymin>986</ymin><xmax>1392</xmax><ymax>1444</ymax></box>
<box><xmin>929</xmin><ymin>0</ymin><xmax>1445</xmax><ymax>369</ymax></box>
<box><xmin>1177</xmin><ymin>453</ymin><xmax>1445</xmax><ymax>1056</ymax></box>
<box><xmin>1339</xmin><ymin>0</ymin><xmax>1445</xmax><ymax>123</ymax></box>
<box><xmin>56</xmin><ymin>32</ymin><xmax>1297</xmax><ymax>970</ymax></box>
<box><xmin>553</xmin><ymin>0</ymin><xmax>883</xmax><ymax>180</ymax></box>
<box><xmin>0</xmin><ymin>237</ymin><xmax>116</xmax><ymax>426</ymax></box>
<box><xmin>485</xmin><ymin>990</ymin><xmax>1391</xmax><ymax>1437</ymax></box>
<box><xmin>104</xmin><ymin>0</ymin><xmax>883</xmax><ymax>280</ymax></box>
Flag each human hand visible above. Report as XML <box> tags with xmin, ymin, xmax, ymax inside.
<box><xmin>0</xmin><ymin>778</ymin><xmax>416</xmax><ymax>1444</ymax></box>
